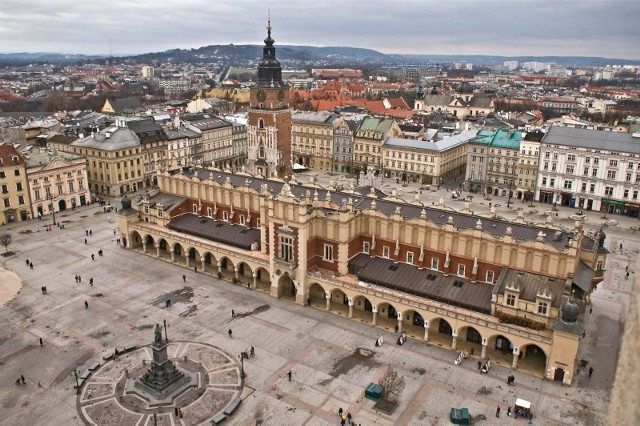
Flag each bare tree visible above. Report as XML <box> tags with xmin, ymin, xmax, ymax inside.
<box><xmin>0</xmin><ymin>234</ymin><xmax>12</xmax><ymax>253</ymax></box>
<box><xmin>379</xmin><ymin>367</ymin><xmax>406</xmax><ymax>403</ymax></box>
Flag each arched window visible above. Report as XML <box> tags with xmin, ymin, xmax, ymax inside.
<box><xmin>259</xmin><ymin>145</ymin><xmax>265</xmax><ymax>158</ymax></box>
<box><xmin>259</xmin><ymin>119</ymin><xmax>265</xmax><ymax>129</ymax></box>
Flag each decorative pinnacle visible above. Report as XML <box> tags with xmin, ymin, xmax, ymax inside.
<box><xmin>267</xmin><ymin>11</ymin><xmax>271</xmax><ymax>36</ymax></box>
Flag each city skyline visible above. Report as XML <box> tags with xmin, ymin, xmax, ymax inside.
<box><xmin>0</xmin><ymin>0</ymin><xmax>639</xmax><ymax>60</ymax></box>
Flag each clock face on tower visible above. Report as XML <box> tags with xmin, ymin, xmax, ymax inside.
<box><xmin>256</xmin><ymin>89</ymin><xmax>266</xmax><ymax>102</ymax></box>
<box><xmin>278</xmin><ymin>89</ymin><xmax>285</xmax><ymax>102</ymax></box>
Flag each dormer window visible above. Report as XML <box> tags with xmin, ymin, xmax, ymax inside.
<box><xmin>192</xmin><ymin>204</ymin><xmax>198</xmax><ymax>213</ymax></box>
<box><xmin>223</xmin><ymin>211</ymin><xmax>228</xmax><ymax>221</ymax></box>
<box><xmin>538</xmin><ymin>302</ymin><xmax>548</xmax><ymax>315</ymax></box>
<box><xmin>506</xmin><ymin>294</ymin><xmax>516</xmax><ymax>307</ymax></box>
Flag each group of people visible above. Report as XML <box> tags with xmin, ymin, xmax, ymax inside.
<box><xmin>337</xmin><ymin>407</ymin><xmax>353</xmax><ymax>425</ymax></box>
<box><xmin>507</xmin><ymin>374</ymin><xmax>516</xmax><ymax>385</ymax></box>
<box><xmin>40</xmin><ymin>286</ymin><xmax>48</xmax><ymax>294</ymax></box>
<box><xmin>396</xmin><ymin>331</ymin><xmax>407</xmax><ymax>346</ymax></box>
<box><xmin>240</xmin><ymin>346</ymin><xmax>255</xmax><ymax>359</ymax></box>
<box><xmin>25</xmin><ymin>259</ymin><xmax>33</xmax><ymax>269</ymax></box>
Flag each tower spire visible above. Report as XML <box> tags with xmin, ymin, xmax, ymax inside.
<box><xmin>267</xmin><ymin>10</ymin><xmax>271</xmax><ymax>39</ymax></box>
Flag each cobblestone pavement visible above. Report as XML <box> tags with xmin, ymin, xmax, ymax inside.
<box><xmin>0</xmin><ymin>175</ymin><xmax>634</xmax><ymax>425</ymax></box>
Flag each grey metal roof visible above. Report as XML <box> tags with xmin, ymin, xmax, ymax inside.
<box><xmin>351</xmin><ymin>253</ymin><xmax>493</xmax><ymax>314</ymax></box>
<box><xmin>292</xmin><ymin>110</ymin><xmax>339</xmax><ymax>125</ymax></box>
<box><xmin>72</xmin><ymin>126</ymin><xmax>141</xmax><ymax>151</ymax></box>
<box><xmin>168</xmin><ymin>213</ymin><xmax>260</xmax><ymax>250</ymax></box>
<box><xmin>176</xmin><ymin>168</ymin><xmax>572</xmax><ymax>249</ymax></box>
<box><xmin>494</xmin><ymin>268</ymin><xmax>564</xmax><ymax>308</ymax></box>
<box><xmin>573</xmin><ymin>261</ymin><xmax>595</xmax><ymax>294</ymax></box>
<box><xmin>384</xmin><ymin>130</ymin><xmax>477</xmax><ymax>152</ymax></box>
<box><xmin>24</xmin><ymin>151</ymin><xmax>84</xmax><ymax>167</ymax></box>
<box><xmin>543</xmin><ymin>126</ymin><xmax>640</xmax><ymax>154</ymax></box>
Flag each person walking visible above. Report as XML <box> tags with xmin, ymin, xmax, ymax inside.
<box><xmin>39</xmin><ymin>337</ymin><xmax>43</xmax><ymax>347</ymax></box>
<box><xmin>496</xmin><ymin>406</ymin><xmax>501</xmax><ymax>418</ymax></box>
<box><xmin>338</xmin><ymin>407</ymin><xmax>343</xmax><ymax>417</ymax></box>
<box><xmin>231</xmin><ymin>309</ymin><xmax>235</xmax><ymax>318</ymax></box>
<box><xmin>182</xmin><ymin>274</ymin><xmax>186</xmax><ymax>282</ymax></box>
<box><xmin>91</xmin><ymin>254</ymin><xmax>95</xmax><ymax>261</ymax></box>
<box><xmin>589</xmin><ymin>367</ymin><xmax>594</xmax><ymax>378</ymax></box>
<box><xmin>84</xmin><ymin>301</ymin><xmax>89</xmax><ymax>310</ymax></box>
<box><xmin>20</xmin><ymin>375</ymin><xmax>25</xmax><ymax>384</ymax></box>
<box><xmin>250</xmin><ymin>346</ymin><xmax>255</xmax><ymax>358</ymax></box>
<box><xmin>89</xmin><ymin>278</ymin><xmax>93</xmax><ymax>286</ymax></box>
<box><xmin>84</xmin><ymin>239</ymin><xmax>87</xmax><ymax>244</ymax></box>
<box><xmin>30</xmin><ymin>262</ymin><xmax>33</xmax><ymax>269</ymax></box>
<box><xmin>86</xmin><ymin>230</ymin><xmax>89</xmax><ymax>236</ymax></box>
<box><xmin>26</xmin><ymin>259</ymin><xmax>30</xmax><ymax>265</ymax></box>
<box><xmin>287</xmin><ymin>371</ymin><xmax>292</xmax><ymax>381</ymax></box>
<box><xmin>228</xmin><ymin>329</ymin><xmax>232</xmax><ymax>338</ymax></box>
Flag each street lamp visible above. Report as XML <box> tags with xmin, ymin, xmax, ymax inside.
<box><xmin>48</xmin><ymin>194</ymin><xmax>56</xmax><ymax>225</ymax></box>
<box><xmin>507</xmin><ymin>180</ymin><xmax>514</xmax><ymax>208</ymax></box>
<box><xmin>72</xmin><ymin>368</ymin><xmax>80</xmax><ymax>394</ymax></box>
<box><xmin>163</xmin><ymin>319</ymin><xmax>169</xmax><ymax>342</ymax></box>
<box><xmin>239</xmin><ymin>353</ymin><xmax>246</xmax><ymax>378</ymax></box>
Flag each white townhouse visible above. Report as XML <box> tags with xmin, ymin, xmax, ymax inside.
<box><xmin>536</xmin><ymin>126</ymin><xmax>640</xmax><ymax>217</ymax></box>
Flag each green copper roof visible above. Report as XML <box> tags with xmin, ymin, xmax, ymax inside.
<box><xmin>489</xmin><ymin>128</ymin><xmax>522</xmax><ymax>149</ymax></box>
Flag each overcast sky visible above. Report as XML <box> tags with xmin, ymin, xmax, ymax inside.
<box><xmin>0</xmin><ymin>0</ymin><xmax>638</xmax><ymax>59</ymax></box>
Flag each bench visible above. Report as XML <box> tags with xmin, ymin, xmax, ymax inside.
<box><xmin>211</xmin><ymin>413</ymin><xmax>227</xmax><ymax>424</ymax></box>
<box><xmin>80</xmin><ymin>370</ymin><xmax>91</xmax><ymax>380</ymax></box>
<box><xmin>102</xmin><ymin>353</ymin><xmax>113</xmax><ymax>361</ymax></box>
<box><xmin>89</xmin><ymin>363</ymin><xmax>101</xmax><ymax>372</ymax></box>
<box><xmin>74</xmin><ymin>378</ymin><xmax>85</xmax><ymax>389</ymax></box>
<box><xmin>223</xmin><ymin>397</ymin><xmax>241</xmax><ymax>415</ymax></box>
<box><xmin>124</xmin><ymin>344</ymin><xmax>137</xmax><ymax>353</ymax></box>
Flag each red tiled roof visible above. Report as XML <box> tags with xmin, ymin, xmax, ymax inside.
<box><xmin>0</xmin><ymin>144</ymin><xmax>26</xmax><ymax>166</ymax></box>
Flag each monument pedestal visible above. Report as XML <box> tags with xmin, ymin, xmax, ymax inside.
<box><xmin>127</xmin><ymin>325</ymin><xmax>197</xmax><ymax>406</ymax></box>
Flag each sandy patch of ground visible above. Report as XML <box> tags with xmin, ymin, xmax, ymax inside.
<box><xmin>0</xmin><ymin>267</ymin><xmax>22</xmax><ymax>305</ymax></box>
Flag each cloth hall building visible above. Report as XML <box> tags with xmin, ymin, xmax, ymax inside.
<box><xmin>117</xmin><ymin>163</ymin><xmax>606</xmax><ymax>386</ymax></box>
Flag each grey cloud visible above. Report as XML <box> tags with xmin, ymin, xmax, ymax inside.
<box><xmin>0</xmin><ymin>0</ymin><xmax>638</xmax><ymax>59</ymax></box>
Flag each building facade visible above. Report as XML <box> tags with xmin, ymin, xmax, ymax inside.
<box><xmin>536</xmin><ymin>126</ymin><xmax>640</xmax><ymax>216</ymax></box>
<box><xmin>182</xmin><ymin>115</ymin><xmax>233</xmax><ymax>169</ymax></box>
<box><xmin>332</xmin><ymin>119</ymin><xmax>358</xmax><ymax>174</ymax></box>
<box><xmin>383</xmin><ymin>130</ymin><xmax>476</xmax><ymax>185</ymax></box>
<box><xmin>117</xmin><ymin>165</ymin><xmax>606</xmax><ymax>386</ymax></box>
<box><xmin>516</xmin><ymin>130</ymin><xmax>543</xmax><ymax>202</ymax></box>
<box><xmin>291</xmin><ymin>111</ymin><xmax>344</xmax><ymax>171</ymax></box>
<box><xmin>0</xmin><ymin>144</ymin><xmax>31</xmax><ymax>224</ymax></box>
<box><xmin>52</xmin><ymin>120</ymin><xmax>145</xmax><ymax>196</ymax></box>
<box><xmin>25</xmin><ymin>151</ymin><xmax>91</xmax><ymax>217</ymax></box>
<box><xmin>353</xmin><ymin>117</ymin><xmax>401</xmax><ymax>176</ymax></box>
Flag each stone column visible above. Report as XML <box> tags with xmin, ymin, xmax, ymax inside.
<box><xmin>252</xmin><ymin>272</ymin><xmax>258</xmax><ymax>289</ymax></box>
<box><xmin>451</xmin><ymin>329</ymin><xmax>458</xmax><ymax>351</ymax></box>
<box><xmin>325</xmin><ymin>293</ymin><xmax>331</xmax><ymax>311</ymax></box>
<box><xmin>423</xmin><ymin>322</ymin><xmax>430</xmax><ymax>342</ymax></box>
<box><xmin>372</xmin><ymin>305</ymin><xmax>378</xmax><ymax>326</ymax></box>
<box><xmin>201</xmin><ymin>256</ymin><xmax>205</xmax><ymax>272</ymax></box>
<box><xmin>481</xmin><ymin>338</ymin><xmax>488</xmax><ymax>360</ymax></box>
<box><xmin>217</xmin><ymin>262</ymin><xmax>222</xmax><ymax>275</ymax></box>
<box><xmin>142</xmin><ymin>242</ymin><xmax>147</xmax><ymax>253</ymax></box>
<box><xmin>348</xmin><ymin>298</ymin><xmax>354</xmax><ymax>318</ymax></box>
<box><xmin>397</xmin><ymin>312</ymin><xmax>403</xmax><ymax>334</ymax></box>
<box><xmin>184</xmin><ymin>253</ymin><xmax>190</xmax><ymax>267</ymax></box>
<box><xmin>234</xmin><ymin>266</ymin><xmax>239</xmax><ymax>280</ymax></box>
<box><xmin>155</xmin><ymin>244</ymin><xmax>160</xmax><ymax>257</ymax></box>
<box><xmin>171</xmin><ymin>250</ymin><xmax>175</xmax><ymax>262</ymax></box>
<box><xmin>511</xmin><ymin>347</ymin><xmax>519</xmax><ymax>370</ymax></box>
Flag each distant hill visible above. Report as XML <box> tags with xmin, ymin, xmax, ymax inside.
<box><xmin>125</xmin><ymin>44</ymin><xmax>388</xmax><ymax>64</ymax></box>
<box><xmin>0</xmin><ymin>45</ymin><xmax>637</xmax><ymax>67</ymax></box>
<box><xmin>0</xmin><ymin>52</ymin><xmax>103</xmax><ymax>64</ymax></box>
<box><xmin>393</xmin><ymin>54</ymin><xmax>640</xmax><ymax>67</ymax></box>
